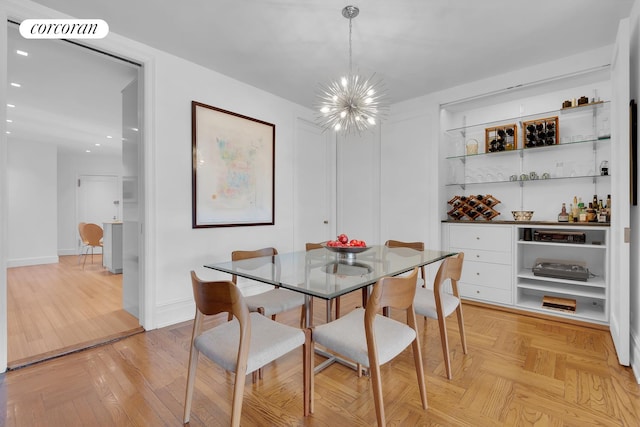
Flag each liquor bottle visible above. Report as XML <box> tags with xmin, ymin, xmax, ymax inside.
<box><xmin>568</xmin><ymin>204</ymin><xmax>574</xmax><ymax>222</ymax></box>
<box><xmin>593</xmin><ymin>194</ymin><xmax>598</xmax><ymax>208</ymax></box>
<box><xmin>558</xmin><ymin>203</ymin><xmax>569</xmax><ymax>222</ymax></box>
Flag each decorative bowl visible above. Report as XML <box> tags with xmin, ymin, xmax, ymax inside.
<box><xmin>322</xmin><ymin>244</ymin><xmax>371</xmax><ymax>262</ymax></box>
<box><xmin>321</xmin><ymin>244</ymin><xmax>371</xmax><ymax>255</ymax></box>
<box><xmin>512</xmin><ymin>210</ymin><xmax>534</xmax><ymax>221</ymax></box>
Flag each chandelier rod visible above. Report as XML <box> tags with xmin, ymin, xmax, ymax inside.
<box><xmin>343</xmin><ymin>5</ymin><xmax>359</xmax><ymax>76</ymax></box>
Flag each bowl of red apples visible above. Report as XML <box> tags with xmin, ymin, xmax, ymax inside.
<box><xmin>323</xmin><ymin>234</ymin><xmax>370</xmax><ymax>258</ymax></box>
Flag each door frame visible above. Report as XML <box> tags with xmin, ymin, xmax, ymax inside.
<box><xmin>0</xmin><ymin>0</ymin><xmax>156</xmax><ymax>372</ymax></box>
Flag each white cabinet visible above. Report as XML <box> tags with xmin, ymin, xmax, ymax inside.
<box><xmin>443</xmin><ymin>222</ymin><xmax>609</xmax><ymax>325</ymax></box>
<box><xmin>514</xmin><ymin>224</ymin><xmax>608</xmax><ymax>324</ymax></box>
<box><xmin>103</xmin><ymin>222</ymin><xmax>123</xmax><ymax>274</ymax></box>
<box><xmin>444</xmin><ymin>223</ymin><xmax>513</xmax><ymax>305</ymax></box>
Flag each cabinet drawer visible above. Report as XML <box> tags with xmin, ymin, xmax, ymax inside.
<box><xmin>460</xmin><ymin>261</ymin><xmax>511</xmax><ymax>290</ymax></box>
<box><xmin>450</xmin><ymin>247</ymin><xmax>510</xmax><ymax>264</ymax></box>
<box><xmin>460</xmin><ymin>283</ymin><xmax>512</xmax><ymax>305</ymax></box>
<box><xmin>449</xmin><ymin>225</ymin><xmax>511</xmax><ymax>251</ymax></box>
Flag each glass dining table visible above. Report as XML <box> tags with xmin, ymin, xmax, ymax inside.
<box><xmin>204</xmin><ymin>244</ymin><xmax>457</xmax><ymax>328</ymax></box>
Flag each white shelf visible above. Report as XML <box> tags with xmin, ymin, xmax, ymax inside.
<box><xmin>516</xmin><ymin>292</ymin><xmax>607</xmax><ymax>324</ymax></box>
<box><xmin>517</xmin><ymin>270</ymin><xmax>605</xmax><ymax>288</ymax></box>
<box><xmin>444</xmin><ymin>101</ymin><xmax>610</xmax><ymax>134</ymax></box>
<box><xmin>516</xmin><ymin>240</ymin><xmax>607</xmax><ymax>250</ymax></box>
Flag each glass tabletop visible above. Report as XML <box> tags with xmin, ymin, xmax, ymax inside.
<box><xmin>204</xmin><ymin>245</ymin><xmax>457</xmax><ymax>300</ymax></box>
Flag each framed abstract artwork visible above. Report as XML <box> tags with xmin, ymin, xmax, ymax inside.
<box><xmin>192</xmin><ymin>101</ymin><xmax>275</xmax><ymax>228</ymax></box>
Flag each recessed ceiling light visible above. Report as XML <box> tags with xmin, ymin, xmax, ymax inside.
<box><xmin>7</xmin><ymin>104</ymin><xmax>15</xmax><ymax>108</ymax></box>
<box><xmin>6</xmin><ymin>119</ymin><xmax>12</xmax><ymax>123</ymax></box>
<box><xmin>95</xmin><ymin>143</ymin><xmax>101</xmax><ymax>146</ymax></box>
<box><xmin>16</xmin><ymin>50</ymin><xmax>28</xmax><ymax>56</ymax></box>
<box><xmin>6</xmin><ymin>131</ymin><xmax>11</xmax><ymax>134</ymax></box>
<box><xmin>85</xmin><ymin>149</ymin><xmax>91</xmax><ymax>153</ymax></box>
<box><xmin>10</xmin><ymin>82</ymin><xmax>21</xmax><ymax>88</ymax></box>
<box><xmin>106</xmin><ymin>135</ymin><xmax>113</xmax><ymax>139</ymax></box>
<box><xmin>132</xmin><ymin>127</ymin><xmax>139</xmax><ymax>132</ymax></box>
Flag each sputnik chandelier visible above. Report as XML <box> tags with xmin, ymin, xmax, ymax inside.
<box><xmin>316</xmin><ymin>5</ymin><xmax>387</xmax><ymax>134</ymax></box>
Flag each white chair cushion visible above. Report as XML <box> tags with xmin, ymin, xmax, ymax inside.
<box><xmin>413</xmin><ymin>286</ymin><xmax>460</xmax><ymax>319</ymax></box>
<box><xmin>243</xmin><ymin>288</ymin><xmax>305</xmax><ymax>317</ymax></box>
<box><xmin>313</xmin><ymin>308</ymin><xmax>416</xmax><ymax>367</ymax></box>
<box><xmin>195</xmin><ymin>312</ymin><xmax>305</xmax><ymax>374</ymax></box>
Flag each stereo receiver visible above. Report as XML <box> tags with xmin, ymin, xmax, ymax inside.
<box><xmin>533</xmin><ymin>229</ymin><xmax>586</xmax><ymax>244</ymax></box>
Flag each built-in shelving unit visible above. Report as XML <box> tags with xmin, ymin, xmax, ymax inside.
<box><xmin>439</xmin><ymin>78</ymin><xmax>613</xmax><ymax>326</ymax></box>
<box><xmin>514</xmin><ymin>224</ymin><xmax>608</xmax><ymax>324</ymax></box>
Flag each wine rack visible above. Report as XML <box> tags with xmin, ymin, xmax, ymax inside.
<box><xmin>523</xmin><ymin>116</ymin><xmax>559</xmax><ymax>148</ymax></box>
<box><xmin>447</xmin><ymin>194</ymin><xmax>501</xmax><ymax>221</ymax></box>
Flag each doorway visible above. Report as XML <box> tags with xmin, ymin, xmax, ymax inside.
<box><xmin>5</xmin><ymin>21</ymin><xmax>143</xmax><ymax>368</ymax></box>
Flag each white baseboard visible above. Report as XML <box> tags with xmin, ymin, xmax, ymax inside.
<box><xmin>154</xmin><ymin>298</ymin><xmax>195</xmax><ymax>329</ymax></box>
<box><xmin>58</xmin><ymin>248</ymin><xmax>80</xmax><ymax>256</ymax></box>
<box><xmin>7</xmin><ymin>256</ymin><xmax>59</xmax><ymax>267</ymax></box>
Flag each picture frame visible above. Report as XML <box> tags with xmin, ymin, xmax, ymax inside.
<box><xmin>522</xmin><ymin>116</ymin><xmax>559</xmax><ymax>149</ymax></box>
<box><xmin>192</xmin><ymin>101</ymin><xmax>275</xmax><ymax>228</ymax></box>
<box><xmin>484</xmin><ymin>124</ymin><xmax>518</xmax><ymax>153</ymax></box>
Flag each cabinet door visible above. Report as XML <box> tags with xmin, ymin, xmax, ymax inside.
<box><xmin>609</xmin><ymin>17</ymin><xmax>630</xmax><ymax>366</ymax></box>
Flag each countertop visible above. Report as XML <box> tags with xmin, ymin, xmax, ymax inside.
<box><xmin>442</xmin><ymin>220</ymin><xmax>610</xmax><ymax>227</ymax></box>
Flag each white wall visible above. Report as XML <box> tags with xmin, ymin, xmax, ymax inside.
<box><xmin>150</xmin><ymin>50</ymin><xmax>312</xmax><ymax>326</ymax></box>
<box><xmin>7</xmin><ymin>140</ymin><xmax>58</xmax><ymax>266</ymax></box>
<box><xmin>628</xmin><ymin>0</ymin><xmax>640</xmax><ymax>381</ymax></box>
<box><xmin>57</xmin><ymin>151</ymin><xmax>123</xmax><ymax>255</ymax></box>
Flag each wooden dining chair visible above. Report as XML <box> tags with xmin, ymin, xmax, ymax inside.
<box><xmin>184</xmin><ymin>271</ymin><xmax>312</xmax><ymax>426</ymax></box>
<box><xmin>231</xmin><ymin>247</ymin><xmax>306</xmax><ymax>327</ymax></box>
<box><xmin>312</xmin><ymin>268</ymin><xmax>427</xmax><ymax>426</ymax></box>
<box><xmin>385</xmin><ymin>239</ymin><xmax>426</xmax><ymax>287</ymax></box>
<box><xmin>383</xmin><ymin>239</ymin><xmax>427</xmax><ymax>317</ymax></box>
<box><xmin>306</xmin><ymin>242</ymin><xmax>340</xmax><ymax>321</ymax></box>
<box><xmin>413</xmin><ymin>252</ymin><xmax>467</xmax><ymax>379</ymax></box>
<box><xmin>231</xmin><ymin>247</ymin><xmax>307</xmax><ymax>381</ymax></box>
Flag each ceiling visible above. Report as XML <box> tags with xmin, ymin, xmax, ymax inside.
<box><xmin>6</xmin><ymin>22</ymin><xmax>139</xmax><ymax>155</ymax></box>
<box><xmin>6</xmin><ymin>0</ymin><xmax>636</xmax><ymax>154</ymax></box>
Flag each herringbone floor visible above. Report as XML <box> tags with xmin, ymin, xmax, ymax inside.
<box><xmin>2</xmin><ymin>290</ymin><xmax>639</xmax><ymax>426</ymax></box>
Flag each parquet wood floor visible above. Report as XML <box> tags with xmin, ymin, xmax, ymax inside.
<box><xmin>2</xmin><ymin>289</ymin><xmax>639</xmax><ymax>426</ymax></box>
<box><xmin>6</xmin><ymin>255</ymin><xmax>143</xmax><ymax>369</ymax></box>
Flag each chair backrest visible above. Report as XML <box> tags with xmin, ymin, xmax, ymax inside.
<box><xmin>384</xmin><ymin>240</ymin><xmax>424</xmax><ymax>251</ymax></box>
<box><xmin>366</xmin><ymin>267</ymin><xmax>419</xmax><ymax>317</ymax></box>
<box><xmin>230</xmin><ymin>247</ymin><xmax>279</xmax><ymax>285</ymax></box>
<box><xmin>82</xmin><ymin>223</ymin><xmax>103</xmax><ymax>246</ymax></box>
<box><xmin>433</xmin><ymin>253</ymin><xmax>465</xmax><ymax>297</ymax></box>
<box><xmin>190</xmin><ymin>271</ymin><xmax>248</xmax><ymax>319</ymax></box>
<box><xmin>305</xmin><ymin>242</ymin><xmax>324</xmax><ymax>251</ymax></box>
<box><xmin>384</xmin><ymin>240</ymin><xmax>426</xmax><ymax>280</ymax></box>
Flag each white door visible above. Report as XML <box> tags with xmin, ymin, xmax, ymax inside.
<box><xmin>293</xmin><ymin>118</ymin><xmax>335</xmax><ymax>249</ymax></box>
<box><xmin>609</xmin><ymin>17</ymin><xmax>630</xmax><ymax>366</ymax></box>
<box><xmin>77</xmin><ymin>174</ymin><xmax>120</xmax><ymax>252</ymax></box>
